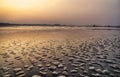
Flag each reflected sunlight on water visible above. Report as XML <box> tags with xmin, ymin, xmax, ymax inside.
<box><xmin>0</xmin><ymin>26</ymin><xmax>119</xmax><ymax>42</ymax></box>
<box><xmin>0</xmin><ymin>26</ymin><xmax>120</xmax><ymax>77</ymax></box>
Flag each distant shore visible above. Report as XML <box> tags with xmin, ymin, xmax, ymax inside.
<box><xmin>0</xmin><ymin>23</ymin><xmax>120</xmax><ymax>28</ymax></box>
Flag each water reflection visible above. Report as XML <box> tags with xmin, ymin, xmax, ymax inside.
<box><xmin>0</xmin><ymin>26</ymin><xmax>120</xmax><ymax>77</ymax></box>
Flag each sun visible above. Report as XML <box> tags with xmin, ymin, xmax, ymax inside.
<box><xmin>0</xmin><ymin>0</ymin><xmax>45</xmax><ymax>10</ymax></box>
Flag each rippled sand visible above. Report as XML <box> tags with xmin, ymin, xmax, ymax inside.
<box><xmin>0</xmin><ymin>26</ymin><xmax>120</xmax><ymax>77</ymax></box>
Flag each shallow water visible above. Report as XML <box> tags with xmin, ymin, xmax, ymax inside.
<box><xmin>0</xmin><ymin>26</ymin><xmax>119</xmax><ymax>42</ymax></box>
<box><xmin>0</xmin><ymin>26</ymin><xmax>120</xmax><ymax>77</ymax></box>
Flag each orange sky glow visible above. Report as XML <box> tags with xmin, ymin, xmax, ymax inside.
<box><xmin>0</xmin><ymin>0</ymin><xmax>120</xmax><ymax>25</ymax></box>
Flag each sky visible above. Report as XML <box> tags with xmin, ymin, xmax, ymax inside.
<box><xmin>0</xmin><ymin>0</ymin><xmax>120</xmax><ymax>25</ymax></box>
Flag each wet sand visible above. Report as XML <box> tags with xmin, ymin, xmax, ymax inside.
<box><xmin>0</xmin><ymin>26</ymin><xmax>120</xmax><ymax>77</ymax></box>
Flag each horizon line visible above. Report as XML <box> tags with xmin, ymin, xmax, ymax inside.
<box><xmin>0</xmin><ymin>22</ymin><xmax>120</xmax><ymax>26</ymax></box>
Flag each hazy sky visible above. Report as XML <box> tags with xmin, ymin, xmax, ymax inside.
<box><xmin>0</xmin><ymin>0</ymin><xmax>120</xmax><ymax>25</ymax></box>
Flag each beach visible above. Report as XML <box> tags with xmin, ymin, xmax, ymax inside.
<box><xmin>0</xmin><ymin>26</ymin><xmax>120</xmax><ymax>77</ymax></box>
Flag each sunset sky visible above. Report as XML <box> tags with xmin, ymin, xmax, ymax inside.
<box><xmin>0</xmin><ymin>0</ymin><xmax>120</xmax><ymax>25</ymax></box>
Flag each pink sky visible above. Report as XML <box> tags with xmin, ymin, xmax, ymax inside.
<box><xmin>0</xmin><ymin>0</ymin><xmax>120</xmax><ymax>25</ymax></box>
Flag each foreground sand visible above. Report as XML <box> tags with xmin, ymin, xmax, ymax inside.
<box><xmin>0</xmin><ymin>26</ymin><xmax>120</xmax><ymax>77</ymax></box>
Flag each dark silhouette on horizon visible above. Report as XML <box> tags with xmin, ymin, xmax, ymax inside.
<box><xmin>0</xmin><ymin>22</ymin><xmax>120</xmax><ymax>28</ymax></box>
